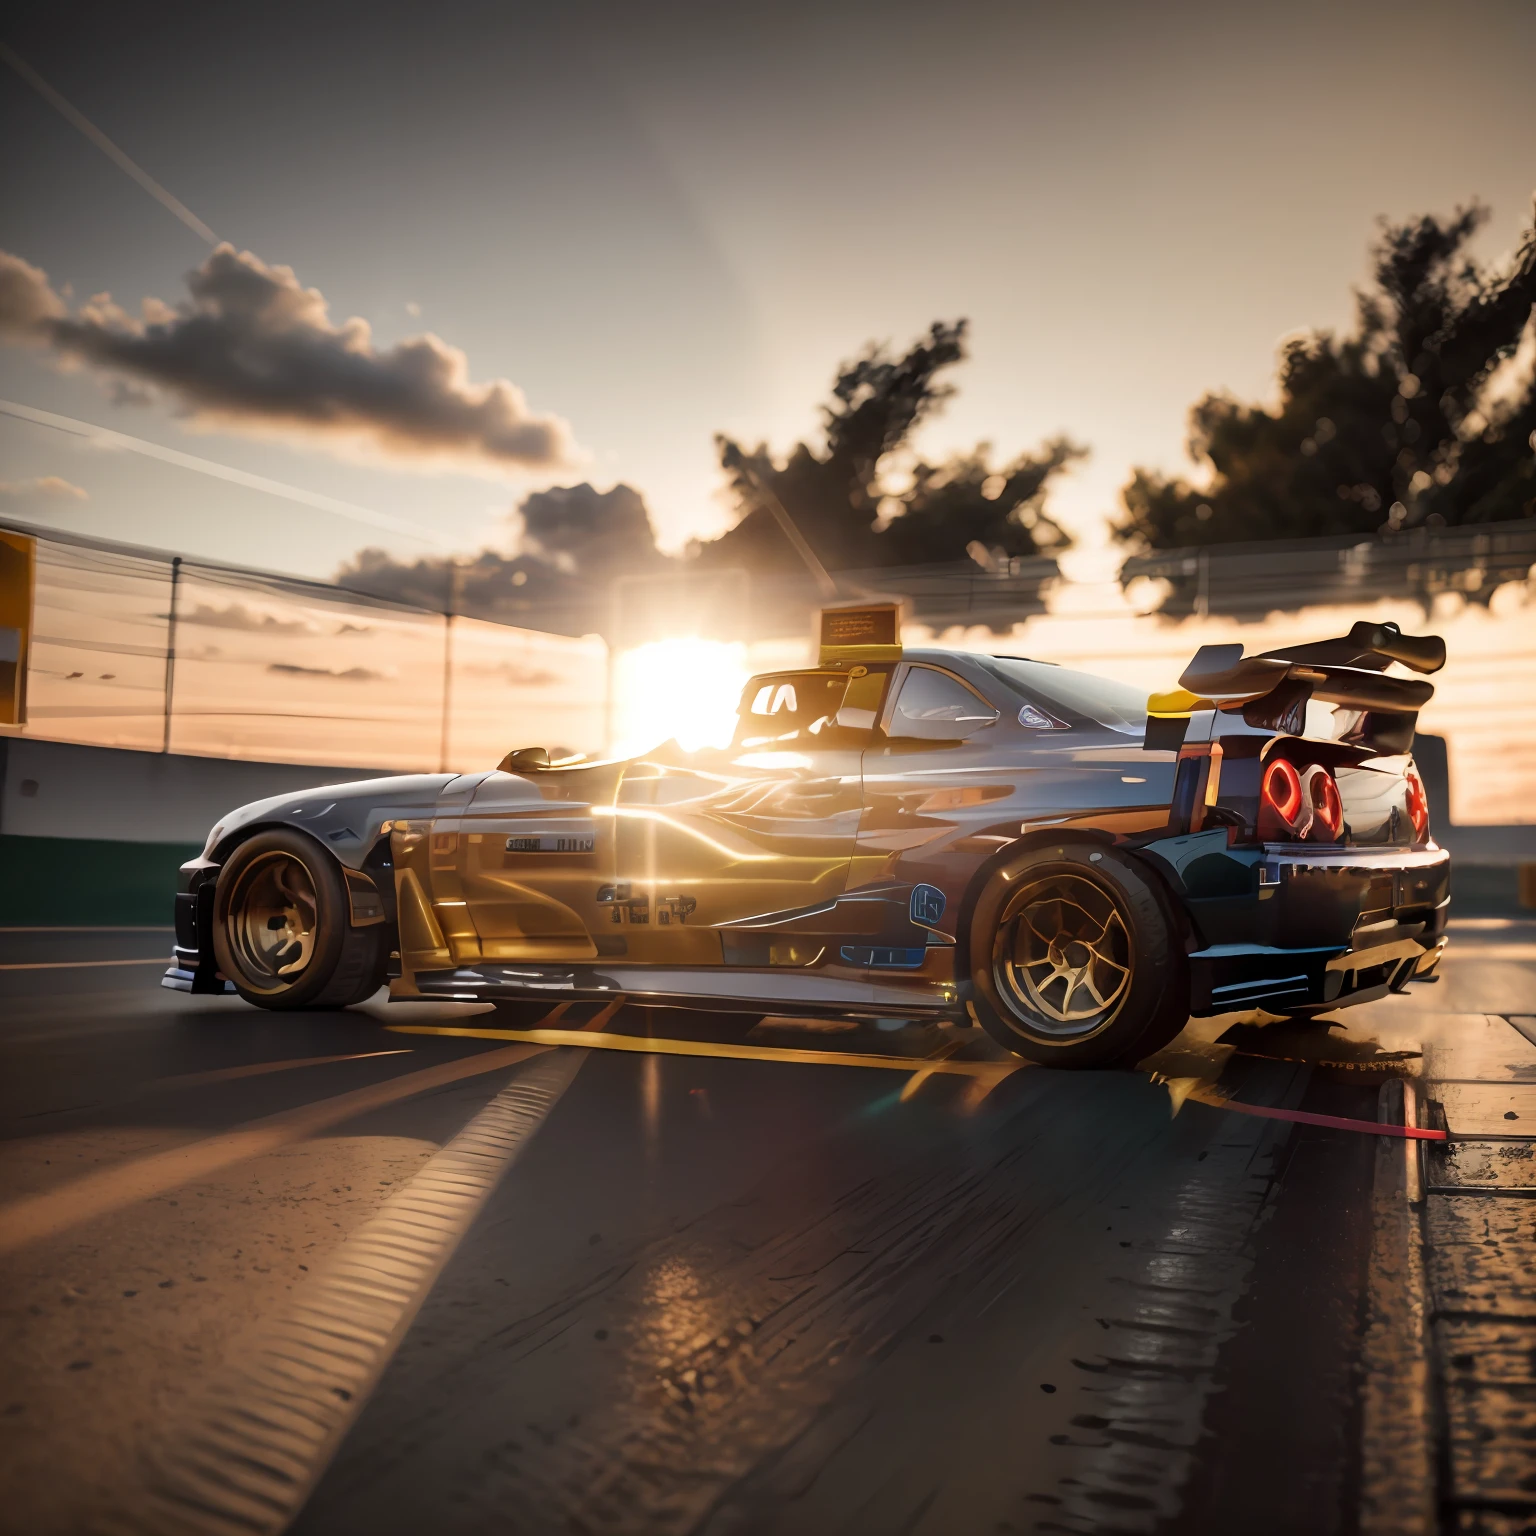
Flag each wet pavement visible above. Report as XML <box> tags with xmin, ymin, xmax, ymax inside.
<box><xmin>1388</xmin><ymin>933</ymin><xmax>1536</xmax><ymax>1536</ymax></box>
<box><xmin>0</xmin><ymin>920</ymin><xmax>1531</xmax><ymax>1535</ymax></box>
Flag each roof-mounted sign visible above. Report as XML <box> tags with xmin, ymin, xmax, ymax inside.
<box><xmin>818</xmin><ymin>601</ymin><xmax>903</xmax><ymax>664</ymax></box>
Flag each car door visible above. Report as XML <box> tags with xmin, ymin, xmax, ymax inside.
<box><xmin>453</xmin><ymin>760</ymin><xmax>623</xmax><ymax>962</ymax></box>
<box><xmin>611</xmin><ymin>668</ymin><xmax>879</xmax><ymax>967</ymax></box>
<box><xmin>855</xmin><ymin>664</ymin><xmax>1010</xmax><ymax>937</ymax></box>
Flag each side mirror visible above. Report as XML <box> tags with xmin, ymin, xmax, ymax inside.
<box><xmin>499</xmin><ymin>746</ymin><xmax>551</xmax><ymax>772</ymax></box>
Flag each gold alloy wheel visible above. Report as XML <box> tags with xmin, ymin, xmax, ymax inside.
<box><xmin>225</xmin><ymin>850</ymin><xmax>320</xmax><ymax>987</ymax></box>
<box><xmin>994</xmin><ymin>872</ymin><xmax>1133</xmax><ymax>1039</ymax></box>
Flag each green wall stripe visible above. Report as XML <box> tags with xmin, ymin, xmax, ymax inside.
<box><xmin>0</xmin><ymin>834</ymin><xmax>201</xmax><ymax>926</ymax></box>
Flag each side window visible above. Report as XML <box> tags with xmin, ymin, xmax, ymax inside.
<box><xmin>749</xmin><ymin>681</ymin><xmax>799</xmax><ymax>717</ymax></box>
<box><xmin>887</xmin><ymin>666</ymin><xmax>1000</xmax><ymax>741</ymax></box>
<box><xmin>735</xmin><ymin>672</ymin><xmax>848</xmax><ymax>745</ymax></box>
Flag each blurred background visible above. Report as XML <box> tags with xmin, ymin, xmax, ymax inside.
<box><xmin>1</xmin><ymin>0</ymin><xmax>1532</xmax><ymax>921</ymax></box>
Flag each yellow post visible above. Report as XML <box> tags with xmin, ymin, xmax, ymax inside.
<box><xmin>0</xmin><ymin>530</ymin><xmax>36</xmax><ymax>728</ymax></box>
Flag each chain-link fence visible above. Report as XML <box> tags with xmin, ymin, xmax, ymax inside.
<box><xmin>4</xmin><ymin>514</ymin><xmax>1535</xmax><ymax>826</ymax></box>
<box><xmin>11</xmin><ymin>523</ymin><xmax>607</xmax><ymax>772</ymax></box>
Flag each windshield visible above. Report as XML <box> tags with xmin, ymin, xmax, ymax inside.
<box><xmin>981</xmin><ymin>656</ymin><xmax>1148</xmax><ymax>736</ymax></box>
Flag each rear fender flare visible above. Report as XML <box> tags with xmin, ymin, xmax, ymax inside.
<box><xmin>953</xmin><ymin>827</ymin><xmax>1119</xmax><ymax>972</ymax></box>
<box><xmin>954</xmin><ymin>829</ymin><xmax>1195</xmax><ymax>977</ymax></box>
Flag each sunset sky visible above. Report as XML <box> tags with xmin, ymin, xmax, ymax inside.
<box><xmin>1</xmin><ymin>0</ymin><xmax>1533</xmax><ymax>581</ymax></box>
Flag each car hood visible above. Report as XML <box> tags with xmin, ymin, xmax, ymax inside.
<box><xmin>205</xmin><ymin>771</ymin><xmax>476</xmax><ymax>867</ymax></box>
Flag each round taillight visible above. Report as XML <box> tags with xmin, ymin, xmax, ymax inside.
<box><xmin>1404</xmin><ymin>765</ymin><xmax>1430</xmax><ymax>841</ymax></box>
<box><xmin>1261</xmin><ymin>758</ymin><xmax>1304</xmax><ymax>823</ymax></box>
<box><xmin>1310</xmin><ymin>769</ymin><xmax>1343</xmax><ymax>840</ymax></box>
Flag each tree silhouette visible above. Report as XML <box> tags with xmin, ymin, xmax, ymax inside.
<box><xmin>698</xmin><ymin>320</ymin><xmax>1082</xmax><ymax>572</ymax></box>
<box><xmin>338</xmin><ymin>322</ymin><xmax>1085</xmax><ymax>628</ymax></box>
<box><xmin>1114</xmin><ymin>202</ymin><xmax>1536</xmax><ymax>554</ymax></box>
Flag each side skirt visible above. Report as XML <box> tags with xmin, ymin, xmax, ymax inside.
<box><xmin>400</xmin><ymin>963</ymin><xmax>966</xmax><ymax>1019</ymax></box>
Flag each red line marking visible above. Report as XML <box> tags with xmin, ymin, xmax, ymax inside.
<box><xmin>1197</xmin><ymin>1093</ymin><xmax>1447</xmax><ymax>1140</ymax></box>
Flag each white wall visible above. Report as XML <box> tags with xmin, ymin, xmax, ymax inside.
<box><xmin>0</xmin><ymin>737</ymin><xmax>394</xmax><ymax>844</ymax></box>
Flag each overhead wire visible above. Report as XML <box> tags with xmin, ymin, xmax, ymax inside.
<box><xmin>0</xmin><ymin>400</ymin><xmax>451</xmax><ymax>548</ymax></box>
<box><xmin>0</xmin><ymin>46</ymin><xmax>453</xmax><ymax>554</ymax></box>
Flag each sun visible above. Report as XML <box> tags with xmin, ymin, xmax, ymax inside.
<box><xmin>610</xmin><ymin>637</ymin><xmax>750</xmax><ymax>758</ymax></box>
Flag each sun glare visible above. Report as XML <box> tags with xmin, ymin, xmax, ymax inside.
<box><xmin>611</xmin><ymin>637</ymin><xmax>749</xmax><ymax>758</ymax></box>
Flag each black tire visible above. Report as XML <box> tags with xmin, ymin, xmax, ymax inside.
<box><xmin>968</xmin><ymin>840</ymin><xmax>1189</xmax><ymax>1069</ymax></box>
<box><xmin>211</xmin><ymin>829</ymin><xmax>387</xmax><ymax>1010</ymax></box>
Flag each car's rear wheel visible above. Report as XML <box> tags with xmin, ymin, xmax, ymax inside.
<box><xmin>968</xmin><ymin>841</ymin><xmax>1189</xmax><ymax>1068</ymax></box>
<box><xmin>212</xmin><ymin>829</ymin><xmax>386</xmax><ymax>1009</ymax></box>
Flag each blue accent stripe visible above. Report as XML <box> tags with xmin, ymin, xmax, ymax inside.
<box><xmin>1210</xmin><ymin>974</ymin><xmax>1311</xmax><ymax>997</ymax></box>
<box><xmin>840</xmin><ymin>946</ymin><xmax>927</xmax><ymax>970</ymax></box>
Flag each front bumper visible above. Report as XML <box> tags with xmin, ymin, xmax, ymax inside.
<box><xmin>1178</xmin><ymin>842</ymin><xmax>1450</xmax><ymax>1016</ymax></box>
<box><xmin>162</xmin><ymin>857</ymin><xmax>233</xmax><ymax>995</ymax></box>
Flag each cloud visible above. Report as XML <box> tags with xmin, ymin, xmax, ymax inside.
<box><xmin>0</xmin><ymin>252</ymin><xmax>66</xmax><ymax>334</ymax></box>
<box><xmin>182</xmin><ymin>601</ymin><xmax>315</xmax><ymax>634</ymax></box>
<box><xmin>105</xmin><ymin>378</ymin><xmax>155</xmax><ymax>407</ymax></box>
<box><xmin>335</xmin><ymin>481</ymin><xmax>673</xmax><ymax>633</ymax></box>
<box><xmin>0</xmin><ymin>245</ymin><xmax>578</xmax><ymax>475</ymax></box>
<box><xmin>517</xmin><ymin>482</ymin><xmax>668</xmax><ymax>573</ymax></box>
<box><xmin>0</xmin><ymin>474</ymin><xmax>88</xmax><ymax>500</ymax></box>
<box><xmin>268</xmin><ymin>662</ymin><xmax>385</xmax><ymax>681</ymax></box>
<box><xmin>468</xmin><ymin>660</ymin><xmax>562</xmax><ymax>686</ymax></box>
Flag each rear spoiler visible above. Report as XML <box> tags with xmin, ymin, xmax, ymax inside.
<box><xmin>1146</xmin><ymin>620</ymin><xmax>1444</xmax><ymax>754</ymax></box>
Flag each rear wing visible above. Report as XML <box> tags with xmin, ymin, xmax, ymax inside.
<box><xmin>1146</xmin><ymin>620</ymin><xmax>1444</xmax><ymax>754</ymax></box>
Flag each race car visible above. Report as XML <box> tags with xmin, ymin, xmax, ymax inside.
<box><xmin>165</xmin><ymin>603</ymin><xmax>1450</xmax><ymax>1069</ymax></box>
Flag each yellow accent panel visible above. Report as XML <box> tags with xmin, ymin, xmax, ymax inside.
<box><xmin>1205</xmin><ymin>742</ymin><xmax>1224</xmax><ymax>806</ymax></box>
<box><xmin>396</xmin><ymin>869</ymin><xmax>449</xmax><ymax>964</ymax></box>
<box><xmin>467</xmin><ymin>875</ymin><xmax>595</xmax><ymax>938</ymax></box>
<box><xmin>385</xmin><ymin>1022</ymin><xmax>1023</xmax><ymax>1083</ymax></box>
<box><xmin>477</xmin><ymin>936</ymin><xmax>600</xmax><ymax>961</ymax></box>
<box><xmin>840</xmin><ymin>669</ymin><xmax>892</xmax><ymax>714</ymax></box>
<box><xmin>392</xmin><ymin>820</ymin><xmax>453</xmax><ymax>976</ymax></box>
<box><xmin>0</xmin><ymin>530</ymin><xmax>36</xmax><ymax>728</ymax></box>
<box><xmin>819</xmin><ymin>642</ymin><xmax>903</xmax><ymax>664</ymax></box>
<box><xmin>1147</xmin><ymin>688</ymin><xmax>1203</xmax><ymax>717</ymax></box>
<box><xmin>818</xmin><ymin>600</ymin><xmax>902</xmax><ymax>663</ymax></box>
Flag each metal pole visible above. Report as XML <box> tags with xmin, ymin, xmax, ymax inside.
<box><xmin>603</xmin><ymin>636</ymin><xmax>616</xmax><ymax>758</ymax></box>
<box><xmin>438</xmin><ymin>561</ymin><xmax>462</xmax><ymax>774</ymax></box>
<box><xmin>604</xmin><ymin>573</ymin><xmax>622</xmax><ymax>757</ymax></box>
<box><xmin>162</xmin><ymin>555</ymin><xmax>181</xmax><ymax>754</ymax></box>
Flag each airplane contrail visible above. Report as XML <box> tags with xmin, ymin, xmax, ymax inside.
<box><xmin>0</xmin><ymin>399</ymin><xmax>451</xmax><ymax>547</ymax></box>
<box><xmin>0</xmin><ymin>40</ymin><xmax>220</xmax><ymax>245</ymax></box>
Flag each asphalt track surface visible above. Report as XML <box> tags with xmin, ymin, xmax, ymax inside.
<box><xmin>2</xmin><ymin>921</ymin><xmax>1533</xmax><ymax>1536</ymax></box>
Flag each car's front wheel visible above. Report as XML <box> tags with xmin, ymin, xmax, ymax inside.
<box><xmin>968</xmin><ymin>841</ymin><xmax>1188</xmax><ymax>1068</ymax></box>
<box><xmin>211</xmin><ymin>829</ymin><xmax>386</xmax><ymax>1009</ymax></box>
